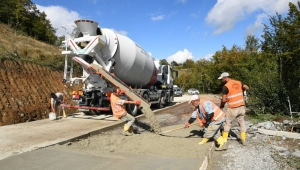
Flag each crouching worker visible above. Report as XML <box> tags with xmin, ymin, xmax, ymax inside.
<box><xmin>110</xmin><ymin>87</ymin><xmax>141</xmax><ymax>136</ymax></box>
<box><xmin>185</xmin><ymin>95</ymin><xmax>227</xmax><ymax>151</ymax></box>
<box><xmin>50</xmin><ymin>92</ymin><xmax>66</xmax><ymax>118</ymax></box>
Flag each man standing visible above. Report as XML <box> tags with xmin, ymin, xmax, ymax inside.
<box><xmin>50</xmin><ymin>92</ymin><xmax>66</xmax><ymax>118</ymax></box>
<box><xmin>110</xmin><ymin>87</ymin><xmax>141</xmax><ymax>136</ymax></box>
<box><xmin>218</xmin><ymin>72</ymin><xmax>249</xmax><ymax>145</ymax></box>
<box><xmin>185</xmin><ymin>95</ymin><xmax>227</xmax><ymax>151</ymax></box>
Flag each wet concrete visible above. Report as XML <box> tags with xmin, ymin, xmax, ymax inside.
<box><xmin>0</xmin><ymin>94</ymin><xmax>219</xmax><ymax>170</ymax></box>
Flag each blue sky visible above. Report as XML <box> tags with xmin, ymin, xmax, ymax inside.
<box><xmin>32</xmin><ymin>0</ymin><xmax>298</xmax><ymax>63</ymax></box>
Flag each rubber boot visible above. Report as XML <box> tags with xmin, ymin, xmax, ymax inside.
<box><xmin>240</xmin><ymin>132</ymin><xmax>246</xmax><ymax>146</ymax></box>
<box><xmin>124</xmin><ymin>124</ymin><xmax>130</xmax><ymax>131</ymax></box>
<box><xmin>128</xmin><ymin>126</ymin><xmax>134</xmax><ymax>134</ymax></box>
<box><xmin>63</xmin><ymin>110</ymin><xmax>67</xmax><ymax>118</ymax></box>
<box><xmin>198</xmin><ymin>138</ymin><xmax>209</xmax><ymax>145</ymax></box>
<box><xmin>123</xmin><ymin>124</ymin><xmax>133</xmax><ymax>136</ymax></box>
<box><xmin>222</xmin><ymin>131</ymin><xmax>229</xmax><ymax>143</ymax></box>
<box><xmin>215</xmin><ymin>136</ymin><xmax>227</xmax><ymax>151</ymax></box>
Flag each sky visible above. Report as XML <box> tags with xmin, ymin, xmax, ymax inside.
<box><xmin>32</xmin><ymin>0</ymin><xmax>298</xmax><ymax>64</ymax></box>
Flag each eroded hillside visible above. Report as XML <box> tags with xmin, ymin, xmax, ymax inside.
<box><xmin>0</xmin><ymin>60</ymin><xmax>80</xmax><ymax>126</ymax></box>
<box><xmin>0</xmin><ymin>24</ymin><xmax>81</xmax><ymax>126</ymax></box>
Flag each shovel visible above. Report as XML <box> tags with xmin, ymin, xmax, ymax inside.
<box><xmin>159</xmin><ymin>122</ymin><xmax>198</xmax><ymax>135</ymax></box>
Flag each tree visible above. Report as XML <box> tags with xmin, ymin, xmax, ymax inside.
<box><xmin>260</xmin><ymin>1</ymin><xmax>300</xmax><ymax>113</ymax></box>
<box><xmin>171</xmin><ymin>61</ymin><xmax>178</xmax><ymax>66</ymax></box>
<box><xmin>245</xmin><ymin>35</ymin><xmax>261</xmax><ymax>52</ymax></box>
<box><xmin>182</xmin><ymin>59</ymin><xmax>194</xmax><ymax>68</ymax></box>
<box><xmin>160</xmin><ymin>59</ymin><xmax>168</xmax><ymax>65</ymax></box>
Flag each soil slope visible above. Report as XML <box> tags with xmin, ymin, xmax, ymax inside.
<box><xmin>0</xmin><ymin>60</ymin><xmax>79</xmax><ymax>126</ymax></box>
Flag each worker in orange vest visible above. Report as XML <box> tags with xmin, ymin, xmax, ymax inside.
<box><xmin>185</xmin><ymin>95</ymin><xmax>227</xmax><ymax>151</ymax></box>
<box><xmin>218</xmin><ymin>72</ymin><xmax>249</xmax><ymax>146</ymax></box>
<box><xmin>110</xmin><ymin>87</ymin><xmax>141</xmax><ymax>136</ymax></box>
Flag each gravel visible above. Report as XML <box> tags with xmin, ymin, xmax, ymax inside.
<box><xmin>209</xmin><ymin>121</ymin><xmax>300</xmax><ymax>170</ymax></box>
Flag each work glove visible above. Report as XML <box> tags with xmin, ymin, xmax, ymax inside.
<box><xmin>62</xmin><ymin>100</ymin><xmax>65</xmax><ymax>103</ymax></box>
<box><xmin>184</xmin><ymin>122</ymin><xmax>190</xmax><ymax>128</ymax></box>
<box><xmin>52</xmin><ymin>109</ymin><xmax>56</xmax><ymax>113</ymax></box>
<box><xmin>135</xmin><ymin>100</ymin><xmax>141</xmax><ymax>105</ymax></box>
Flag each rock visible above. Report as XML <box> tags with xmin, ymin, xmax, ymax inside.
<box><xmin>283</xmin><ymin>120</ymin><xmax>289</xmax><ymax>125</ymax></box>
<box><xmin>273</xmin><ymin>121</ymin><xmax>281</xmax><ymax>125</ymax></box>
<box><xmin>264</xmin><ymin>121</ymin><xmax>274</xmax><ymax>129</ymax></box>
<box><xmin>279</xmin><ymin>150</ymin><xmax>290</xmax><ymax>156</ymax></box>
<box><xmin>282</xmin><ymin>135</ymin><xmax>287</xmax><ymax>140</ymax></box>
<box><xmin>271</xmin><ymin>145</ymin><xmax>288</xmax><ymax>152</ymax></box>
<box><xmin>292</xmin><ymin>151</ymin><xmax>300</xmax><ymax>157</ymax></box>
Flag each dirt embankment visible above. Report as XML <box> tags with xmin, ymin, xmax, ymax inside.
<box><xmin>0</xmin><ymin>60</ymin><xmax>79</xmax><ymax>126</ymax></box>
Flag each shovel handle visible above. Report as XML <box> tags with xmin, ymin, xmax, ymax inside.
<box><xmin>160</xmin><ymin>122</ymin><xmax>197</xmax><ymax>134</ymax></box>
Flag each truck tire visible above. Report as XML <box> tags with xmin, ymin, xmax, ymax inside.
<box><xmin>142</xmin><ymin>93</ymin><xmax>150</xmax><ymax>103</ymax></box>
<box><xmin>167</xmin><ymin>95</ymin><xmax>174</xmax><ymax>106</ymax></box>
<box><xmin>127</xmin><ymin>104</ymin><xmax>138</xmax><ymax>116</ymax></box>
<box><xmin>157</xmin><ymin>96</ymin><xmax>164</xmax><ymax>109</ymax></box>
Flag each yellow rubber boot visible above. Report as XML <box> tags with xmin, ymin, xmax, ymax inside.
<box><xmin>123</xmin><ymin>124</ymin><xmax>133</xmax><ymax>136</ymax></box>
<box><xmin>128</xmin><ymin>126</ymin><xmax>133</xmax><ymax>133</ymax></box>
<box><xmin>63</xmin><ymin>110</ymin><xmax>67</xmax><ymax>118</ymax></box>
<box><xmin>215</xmin><ymin>136</ymin><xmax>227</xmax><ymax>151</ymax></box>
<box><xmin>198</xmin><ymin>138</ymin><xmax>209</xmax><ymax>145</ymax></box>
<box><xmin>240</xmin><ymin>132</ymin><xmax>246</xmax><ymax>146</ymax></box>
<box><xmin>222</xmin><ymin>131</ymin><xmax>229</xmax><ymax>143</ymax></box>
<box><xmin>124</xmin><ymin>124</ymin><xmax>130</xmax><ymax>131</ymax></box>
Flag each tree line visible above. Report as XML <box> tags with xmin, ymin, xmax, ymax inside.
<box><xmin>163</xmin><ymin>2</ymin><xmax>300</xmax><ymax>116</ymax></box>
<box><xmin>0</xmin><ymin>0</ymin><xmax>59</xmax><ymax>45</ymax></box>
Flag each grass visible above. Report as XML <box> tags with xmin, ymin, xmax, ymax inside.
<box><xmin>0</xmin><ymin>23</ymin><xmax>81</xmax><ymax>74</ymax></box>
<box><xmin>246</xmin><ymin>112</ymin><xmax>300</xmax><ymax>124</ymax></box>
<box><xmin>272</xmin><ymin>152</ymin><xmax>300</xmax><ymax>170</ymax></box>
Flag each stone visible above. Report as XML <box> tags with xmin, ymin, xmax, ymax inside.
<box><xmin>292</xmin><ymin>151</ymin><xmax>300</xmax><ymax>157</ymax></box>
<box><xmin>283</xmin><ymin>120</ymin><xmax>289</xmax><ymax>125</ymax></box>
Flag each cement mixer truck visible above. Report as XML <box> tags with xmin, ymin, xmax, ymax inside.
<box><xmin>61</xmin><ymin>19</ymin><xmax>177</xmax><ymax>116</ymax></box>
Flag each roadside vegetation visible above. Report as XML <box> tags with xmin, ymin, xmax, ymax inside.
<box><xmin>161</xmin><ymin>2</ymin><xmax>300</xmax><ymax>119</ymax></box>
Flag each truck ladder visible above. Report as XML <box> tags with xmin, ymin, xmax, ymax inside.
<box><xmin>74</xmin><ymin>57</ymin><xmax>161</xmax><ymax>133</ymax></box>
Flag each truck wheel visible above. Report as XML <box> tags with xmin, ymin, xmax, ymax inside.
<box><xmin>127</xmin><ymin>104</ymin><xmax>138</xmax><ymax>116</ymax></box>
<box><xmin>143</xmin><ymin>93</ymin><xmax>150</xmax><ymax>103</ymax></box>
<box><xmin>157</xmin><ymin>97</ymin><xmax>164</xmax><ymax>109</ymax></box>
<box><xmin>167</xmin><ymin>96</ymin><xmax>174</xmax><ymax>106</ymax></box>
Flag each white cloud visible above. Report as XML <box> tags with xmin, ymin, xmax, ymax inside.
<box><xmin>36</xmin><ymin>5</ymin><xmax>81</xmax><ymax>36</ymax></box>
<box><xmin>205</xmin><ymin>0</ymin><xmax>299</xmax><ymax>35</ymax></box>
<box><xmin>167</xmin><ymin>49</ymin><xmax>194</xmax><ymax>64</ymax></box>
<box><xmin>91</xmin><ymin>0</ymin><xmax>98</xmax><ymax>5</ymax></box>
<box><xmin>177</xmin><ymin>0</ymin><xmax>187</xmax><ymax>4</ymax></box>
<box><xmin>110</xmin><ymin>28</ymin><xmax>128</xmax><ymax>36</ymax></box>
<box><xmin>204</xmin><ymin>54</ymin><xmax>214</xmax><ymax>61</ymax></box>
<box><xmin>151</xmin><ymin>15</ymin><xmax>165</xmax><ymax>21</ymax></box>
<box><xmin>244</xmin><ymin>13</ymin><xmax>268</xmax><ymax>37</ymax></box>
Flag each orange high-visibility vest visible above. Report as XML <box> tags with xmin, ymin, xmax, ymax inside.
<box><xmin>195</xmin><ymin>99</ymin><xmax>225</xmax><ymax>127</ymax></box>
<box><xmin>110</xmin><ymin>93</ymin><xmax>126</xmax><ymax>119</ymax></box>
<box><xmin>225</xmin><ymin>80</ymin><xmax>245</xmax><ymax>108</ymax></box>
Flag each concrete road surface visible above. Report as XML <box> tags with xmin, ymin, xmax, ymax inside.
<box><xmin>0</xmin><ymin>94</ymin><xmax>215</xmax><ymax>170</ymax></box>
